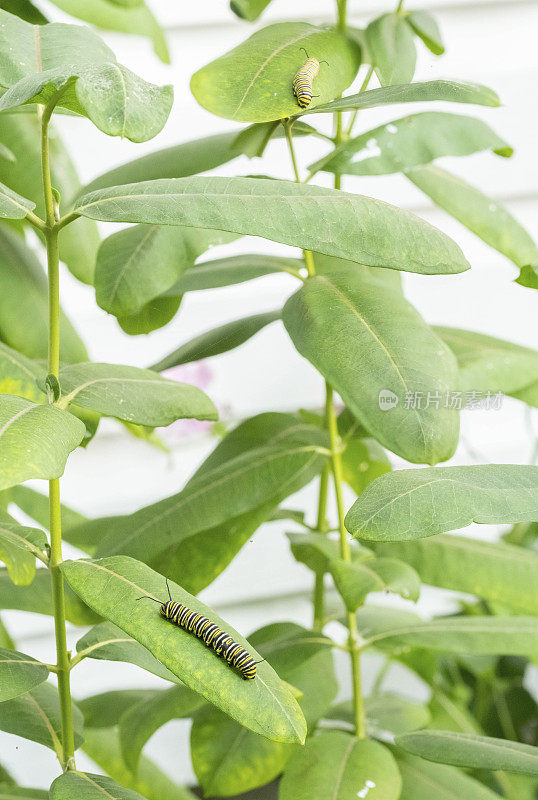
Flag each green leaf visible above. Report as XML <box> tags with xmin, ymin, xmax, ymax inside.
<box><xmin>407</xmin><ymin>165</ymin><xmax>538</xmax><ymax>275</ymax></box>
<box><xmin>47</xmin><ymin>0</ymin><xmax>169</xmax><ymax>64</ymax></box>
<box><xmin>356</xmin><ymin>606</ymin><xmax>538</xmax><ymax>657</ymax></box>
<box><xmin>0</xmin><ymin>567</ymin><xmax>99</xmax><ymax>624</ymax></box>
<box><xmin>279</xmin><ymin>731</ymin><xmax>401</xmax><ymax>800</ymax></box>
<box><xmin>81</xmin><ymin>727</ymin><xmax>197</xmax><ymax>800</ymax></box>
<box><xmin>283</xmin><ymin>269</ymin><xmax>460</xmax><ymax>464</ymax></box>
<box><xmin>176</xmin><ymin>254</ymin><xmax>303</xmax><ymax>293</ymax></box>
<box><xmin>0</xmin><ymin>395</ymin><xmax>86</xmax><ymax>490</ymax></box>
<box><xmin>0</xmin><ymin>341</ymin><xmax>44</xmax><ymax>401</ymax></box>
<box><xmin>367</xmin><ymin>558</ymin><xmax>421</xmax><ymax>602</ymax></box>
<box><xmin>0</xmin><ymin>682</ymin><xmax>83</xmax><ymax>754</ymax></box>
<box><xmin>437</xmin><ymin>326</ymin><xmax>538</xmax><ymax>403</ymax></box>
<box><xmin>119</xmin><ymin>686</ymin><xmax>204</xmax><ymax>772</ymax></box>
<box><xmin>366</xmin><ymin>13</ymin><xmax>416</xmax><ymax>86</ymax></box>
<box><xmin>0</xmin><ymin>616</ymin><xmax>14</xmax><ymax>649</ymax></box>
<box><xmin>287</xmin><ymin>531</ymin><xmax>373</xmax><ymax>574</ymax></box>
<box><xmin>0</xmin><ymin>519</ymin><xmax>47</xmax><ymax>585</ymax></box>
<box><xmin>0</xmin><ymin>112</ymin><xmax>99</xmax><ymax>284</ymax></box>
<box><xmin>311</xmin><ymin>112</ymin><xmax>511</xmax><ymax>176</ymax></box>
<box><xmin>79</xmin><ymin>689</ymin><xmax>156</xmax><ymax>729</ymax></box>
<box><xmin>371</xmin><ymin>534</ymin><xmax>538</xmax><ymax>615</ymax></box>
<box><xmin>0</xmin><ymin>228</ymin><xmax>87</xmax><ymax>362</ymax></box>
<box><xmin>50</xmin><ymin>772</ymin><xmax>147</xmax><ymax>800</ymax></box>
<box><xmin>82</xmin><ymin>131</ymin><xmax>242</xmax><ymax>195</ymax></box>
<box><xmin>396</xmin><ymin>750</ymin><xmax>503</xmax><ymax>800</ymax></box>
<box><xmin>190</xmin><ymin>622</ymin><xmax>336</xmax><ymax>797</ymax></box>
<box><xmin>0</xmin><ymin>787</ymin><xmax>48</xmax><ymax>799</ymax></box>
<box><xmin>305</xmin><ymin>79</ymin><xmax>500</xmax><ymax>115</ymax></box>
<box><xmin>151</xmin><ymin>310</ymin><xmax>281</xmax><ymax>369</ymax></box>
<box><xmin>1</xmin><ymin>484</ymin><xmax>86</xmax><ymax>536</ymax></box>
<box><xmin>396</xmin><ymin>730</ymin><xmax>538</xmax><ymax>775</ymax></box>
<box><xmin>0</xmin><ymin>181</ymin><xmax>34</xmax><ymax>219</ymax></box>
<box><xmin>116</xmin><ymin>295</ymin><xmax>182</xmax><ymax>336</ymax></box>
<box><xmin>0</xmin><ymin>646</ymin><xmax>48</xmax><ymax>701</ymax></box>
<box><xmin>62</xmin><ymin>555</ymin><xmax>307</xmax><ymax>744</ymax></box>
<box><xmin>346</xmin><ymin>464</ymin><xmax>538</xmax><ymax>541</ymax></box>
<box><xmin>341</xmin><ymin>437</ymin><xmax>391</xmax><ymax>496</ymax></box>
<box><xmin>191</xmin><ymin>22</ymin><xmax>361</xmax><ymax>122</ymax></box>
<box><xmin>0</xmin><ymin>10</ymin><xmax>172</xmax><ymax>142</ymax></box>
<box><xmin>327</xmin><ymin>693</ymin><xmax>430</xmax><ymax>736</ymax></box>
<box><xmin>231</xmin><ymin>120</ymin><xmax>318</xmax><ymax>159</ymax></box>
<box><xmin>75</xmin><ymin>176</ymin><xmax>469</xmax><ymax>275</ymax></box>
<box><xmin>57</xmin><ymin>362</ymin><xmax>217</xmax><ymax>426</ymax></box>
<box><xmin>330</xmin><ymin>559</ymin><xmax>384</xmax><ymax>611</ymax></box>
<box><xmin>95</xmin><ymin>225</ymin><xmax>235</xmax><ymax>319</ymax></box>
<box><xmin>74</xmin><ymin>416</ymin><xmax>328</xmax><ymax>584</ymax></box>
<box><xmin>75</xmin><ymin>622</ymin><xmax>181</xmax><ymax>683</ymax></box>
<box><xmin>406</xmin><ymin>10</ymin><xmax>445</xmax><ymax>55</ymax></box>
<box><xmin>0</xmin><ymin>0</ymin><xmax>47</xmax><ymax>24</ymax></box>
<box><xmin>230</xmin><ymin>0</ymin><xmax>272</xmax><ymax>22</ymax></box>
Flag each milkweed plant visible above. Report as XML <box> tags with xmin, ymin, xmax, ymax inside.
<box><xmin>0</xmin><ymin>0</ymin><xmax>537</xmax><ymax>798</ymax></box>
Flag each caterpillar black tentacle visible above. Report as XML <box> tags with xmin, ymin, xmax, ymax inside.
<box><xmin>293</xmin><ymin>49</ymin><xmax>329</xmax><ymax>109</ymax></box>
<box><xmin>137</xmin><ymin>582</ymin><xmax>261</xmax><ymax>680</ymax></box>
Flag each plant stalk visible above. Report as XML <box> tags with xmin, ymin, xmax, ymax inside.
<box><xmin>312</xmin><ymin>390</ymin><xmax>332</xmax><ymax>631</ymax></box>
<box><xmin>326</xmin><ymin>383</ymin><xmax>366</xmax><ymax>737</ymax></box>
<box><xmin>42</xmin><ymin>98</ymin><xmax>76</xmax><ymax>772</ymax></box>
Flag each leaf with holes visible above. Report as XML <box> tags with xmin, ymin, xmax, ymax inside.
<box><xmin>0</xmin><ymin>395</ymin><xmax>86</xmax><ymax>490</ymax></box>
<box><xmin>74</xmin><ymin>176</ymin><xmax>469</xmax><ymax>275</ymax></box>
<box><xmin>346</xmin><ymin>465</ymin><xmax>538</xmax><ymax>541</ymax></box>
<box><xmin>191</xmin><ymin>22</ymin><xmax>361</xmax><ymax>122</ymax></box>
<box><xmin>62</xmin><ymin>556</ymin><xmax>307</xmax><ymax>743</ymax></box>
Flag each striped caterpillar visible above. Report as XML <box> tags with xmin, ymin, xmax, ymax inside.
<box><xmin>292</xmin><ymin>47</ymin><xmax>328</xmax><ymax>109</ymax></box>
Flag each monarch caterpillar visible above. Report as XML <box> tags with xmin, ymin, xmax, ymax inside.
<box><xmin>137</xmin><ymin>580</ymin><xmax>262</xmax><ymax>680</ymax></box>
<box><xmin>292</xmin><ymin>47</ymin><xmax>329</xmax><ymax>109</ymax></box>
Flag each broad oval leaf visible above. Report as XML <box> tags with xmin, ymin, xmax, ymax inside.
<box><xmin>151</xmin><ymin>310</ymin><xmax>281</xmax><ymax>369</ymax></box>
<box><xmin>76</xmin><ymin>621</ymin><xmax>180</xmax><ymax>683</ymax></box>
<box><xmin>74</xmin><ymin>416</ymin><xmax>328</xmax><ymax>582</ymax></box>
<box><xmin>396</xmin><ymin>750</ymin><xmax>503</xmax><ymax>800</ymax></box>
<box><xmin>120</xmin><ymin>686</ymin><xmax>204</xmax><ymax>773</ymax></box>
<box><xmin>176</xmin><ymin>254</ymin><xmax>303</xmax><ymax>293</ymax></box>
<box><xmin>304</xmin><ymin>79</ymin><xmax>500</xmax><ymax>115</ymax></box>
<box><xmin>0</xmin><ymin>519</ymin><xmax>47</xmax><ymax>585</ymax></box>
<box><xmin>61</xmin><ymin>555</ymin><xmax>307</xmax><ymax>744</ymax></box>
<box><xmin>371</xmin><ymin>534</ymin><xmax>538</xmax><ymax>615</ymax></box>
<box><xmin>95</xmin><ymin>225</ymin><xmax>235</xmax><ymax>318</ymax></box>
<box><xmin>230</xmin><ymin>0</ymin><xmax>272</xmax><ymax>22</ymax></box>
<box><xmin>82</xmin><ymin>131</ymin><xmax>242</xmax><ymax>195</ymax></box>
<box><xmin>0</xmin><ymin>786</ymin><xmax>48</xmax><ymax>799</ymax></box>
<box><xmin>79</xmin><ymin>689</ymin><xmax>157</xmax><ymax>729</ymax></box>
<box><xmin>0</xmin><ymin>341</ymin><xmax>46</xmax><ymax>402</ymax></box>
<box><xmin>436</xmin><ymin>327</ymin><xmax>538</xmax><ymax>402</ymax></box>
<box><xmin>57</xmin><ymin>362</ymin><xmax>217</xmax><ymax>426</ymax></box>
<box><xmin>0</xmin><ymin>10</ymin><xmax>172</xmax><ymax>142</ymax></box>
<box><xmin>75</xmin><ymin>176</ymin><xmax>469</xmax><ymax>275</ymax></box>
<box><xmin>0</xmin><ymin>395</ymin><xmax>86</xmax><ymax>490</ymax></box>
<box><xmin>283</xmin><ymin>269</ymin><xmax>460</xmax><ymax>464</ymax></box>
<box><xmin>0</xmin><ymin>647</ymin><xmax>49</xmax><ymax>701</ymax></box>
<box><xmin>406</xmin><ymin>10</ymin><xmax>445</xmax><ymax>55</ymax></box>
<box><xmin>346</xmin><ymin>464</ymin><xmax>538</xmax><ymax>541</ymax></box>
<box><xmin>366</xmin><ymin>13</ymin><xmax>416</xmax><ymax>86</ymax></box>
<box><xmin>356</xmin><ymin>606</ymin><xmax>538</xmax><ymax>657</ymax></box>
<box><xmin>0</xmin><ymin>567</ymin><xmax>99</xmax><ymax>624</ymax></box>
<box><xmin>396</xmin><ymin>730</ymin><xmax>538</xmax><ymax>775</ymax></box>
<box><xmin>0</xmin><ymin>181</ymin><xmax>34</xmax><ymax>219</ymax></box>
<box><xmin>0</xmin><ymin>228</ymin><xmax>87</xmax><ymax>363</ymax></box>
<box><xmin>191</xmin><ymin>22</ymin><xmax>361</xmax><ymax>122</ymax></box>
<box><xmin>311</xmin><ymin>112</ymin><xmax>511</xmax><ymax>176</ymax></box>
<box><xmin>50</xmin><ymin>772</ymin><xmax>147</xmax><ymax>800</ymax></box>
<box><xmin>288</xmin><ymin>531</ymin><xmax>373</xmax><ymax>575</ymax></box>
<box><xmin>279</xmin><ymin>731</ymin><xmax>401</xmax><ymax>800</ymax></box>
<box><xmin>330</xmin><ymin>559</ymin><xmax>384</xmax><ymax>612</ymax></box>
<box><xmin>327</xmin><ymin>693</ymin><xmax>430</xmax><ymax>737</ymax></box>
<box><xmin>407</xmin><ymin>165</ymin><xmax>538</xmax><ymax>275</ymax></box>
<box><xmin>0</xmin><ymin>681</ymin><xmax>83</xmax><ymax>753</ymax></box>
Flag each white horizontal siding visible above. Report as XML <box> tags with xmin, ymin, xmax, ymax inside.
<box><xmin>3</xmin><ymin>0</ymin><xmax>538</xmax><ymax>790</ymax></box>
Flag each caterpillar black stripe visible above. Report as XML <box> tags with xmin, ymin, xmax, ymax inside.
<box><xmin>137</xmin><ymin>580</ymin><xmax>262</xmax><ymax>680</ymax></box>
<box><xmin>292</xmin><ymin>47</ymin><xmax>328</xmax><ymax>109</ymax></box>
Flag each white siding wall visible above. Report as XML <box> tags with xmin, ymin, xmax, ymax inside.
<box><xmin>2</xmin><ymin>0</ymin><xmax>538</xmax><ymax>789</ymax></box>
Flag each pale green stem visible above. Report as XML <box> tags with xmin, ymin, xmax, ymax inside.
<box><xmin>42</xmin><ymin>95</ymin><xmax>76</xmax><ymax>772</ymax></box>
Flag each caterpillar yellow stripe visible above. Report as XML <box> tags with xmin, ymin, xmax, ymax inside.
<box><xmin>292</xmin><ymin>49</ymin><xmax>328</xmax><ymax>109</ymax></box>
<box><xmin>137</xmin><ymin>580</ymin><xmax>260</xmax><ymax>680</ymax></box>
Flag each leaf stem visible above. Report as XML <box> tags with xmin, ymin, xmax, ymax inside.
<box><xmin>42</xmin><ymin>96</ymin><xmax>76</xmax><ymax>773</ymax></box>
<box><xmin>312</xmin><ymin>388</ymin><xmax>332</xmax><ymax>631</ymax></box>
<box><xmin>326</xmin><ymin>383</ymin><xmax>366</xmax><ymax>738</ymax></box>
